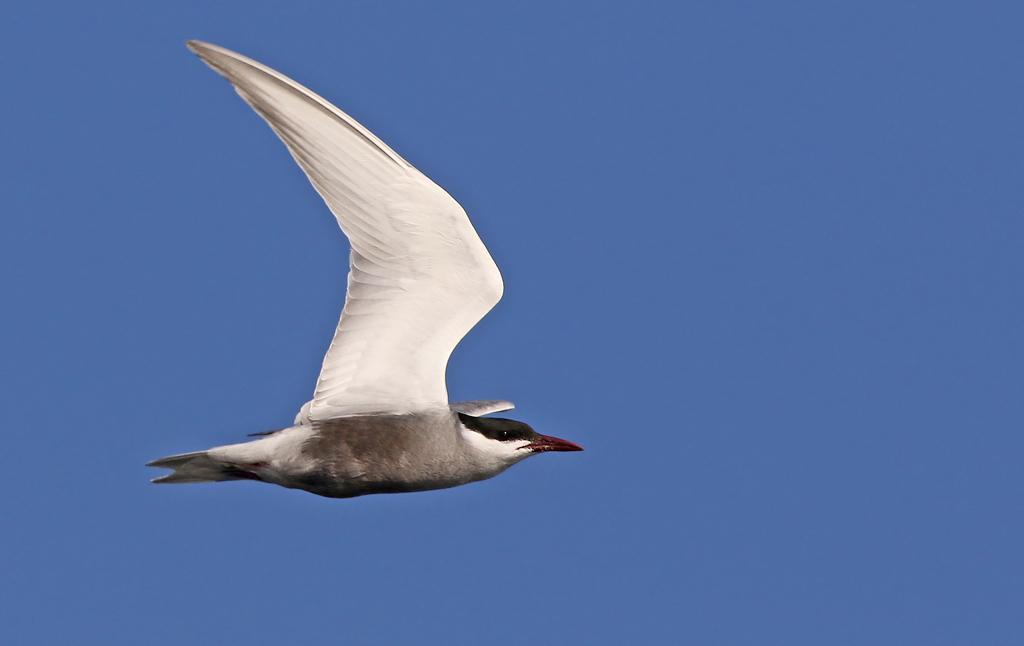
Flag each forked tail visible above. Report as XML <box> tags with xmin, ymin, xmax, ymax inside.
<box><xmin>147</xmin><ymin>450</ymin><xmax>261</xmax><ymax>484</ymax></box>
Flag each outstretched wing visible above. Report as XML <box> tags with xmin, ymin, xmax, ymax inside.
<box><xmin>189</xmin><ymin>41</ymin><xmax>503</xmax><ymax>420</ymax></box>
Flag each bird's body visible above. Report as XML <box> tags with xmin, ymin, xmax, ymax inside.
<box><xmin>159</xmin><ymin>411</ymin><xmax>490</xmax><ymax>499</ymax></box>
<box><xmin>277</xmin><ymin>412</ymin><xmax>482</xmax><ymax>498</ymax></box>
<box><xmin>147</xmin><ymin>41</ymin><xmax>581</xmax><ymax>498</ymax></box>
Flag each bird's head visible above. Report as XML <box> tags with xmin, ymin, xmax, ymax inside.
<box><xmin>457</xmin><ymin>412</ymin><xmax>583</xmax><ymax>470</ymax></box>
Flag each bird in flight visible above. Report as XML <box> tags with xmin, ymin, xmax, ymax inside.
<box><xmin>148</xmin><ymin>41</ymin><xmax>582</xmax><ymax>498</ymax></box>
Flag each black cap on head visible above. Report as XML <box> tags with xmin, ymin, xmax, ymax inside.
<box><xmin>457</xmin><ymin>413</ymin><xmax>538</xmax><ymax>443</ymax></box>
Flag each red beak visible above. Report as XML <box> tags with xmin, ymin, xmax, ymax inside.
<box><xmin>524</xmin><ymin>434</ymin><xmax>584</xmax><ymax>453</ymax></box>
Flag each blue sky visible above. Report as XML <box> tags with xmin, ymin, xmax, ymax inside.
<box><xmin>2</xmin><ymin>1</ymin><xmax>1022</xmax><ymax>644</ymax></box>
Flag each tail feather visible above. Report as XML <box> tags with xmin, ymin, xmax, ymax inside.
<box><xmin>147</xmin><ymin>450</ymin><xmax>258</xmax><ymax>484</ymax></box>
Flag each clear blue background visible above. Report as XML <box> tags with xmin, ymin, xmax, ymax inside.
<box><xmin>2</xmin><ymin>1</ymin><xmax>1022</xmax><ymax>644</ymax></box>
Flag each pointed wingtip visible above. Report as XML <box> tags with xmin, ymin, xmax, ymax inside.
<box><xmin>185</xmin><ymin>40</ymin><xmax>239</xmax><ymax>68</ymax></box>
<box><xmin>186</xmin><ymin>39</ymin><xmax>214</xmax><ymax>54</ymax></box>
<box><xmin>185</xmin><ymin>40</ymin><xmax>221</xmax><ymax>70</ymax></box>
<box><xmin>185</xmin><ymin>39</ymin><xmax>206</xmax><ymax>56</ymax></box>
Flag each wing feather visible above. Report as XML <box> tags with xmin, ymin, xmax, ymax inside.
<box><xmin>189</xmin><ymin>41</ymin><xmax>503</xmax><ymax>419</ymax></box>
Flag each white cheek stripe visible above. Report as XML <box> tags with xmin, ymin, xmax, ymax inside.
<box><xmin>459</xmin><ymin>427</ymin><xmax>532</xmax><ymax>463</ymax></box>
